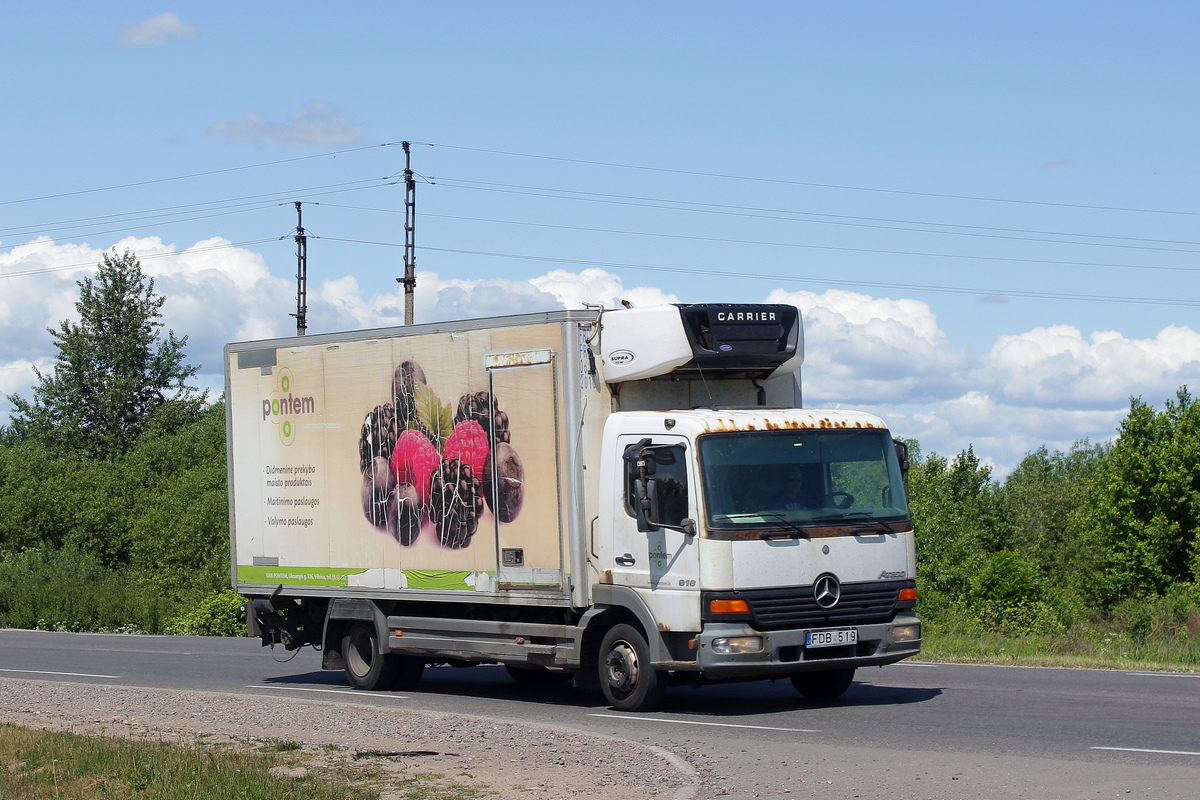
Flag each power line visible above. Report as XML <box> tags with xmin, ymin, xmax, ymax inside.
<box><xmin>430</xmin><ymin>179</ymin><xmax>1200</xmax><ymax>257</ymax></box>
<box><xmin>319</xmin><ymin>198</ymin><xmax>1200</xmax><ymax>251</ymax></box>
<box><xmin>0</xmin><ymin>142</ymin><xmax>404</xmax><ymax>208</ymax></box>
<box><xmin>424</xmin><ymin>246</ymin><xmax>1200</xmax><ymax>308</ymax></box>
<box><xmin>0</xmin><ymin>178</ymin><xmax>395</xmax><ymax>239</ymax></box>
<box><xmin>309</xmin><ymin>236</ymin><xmax>1200</xmax><ymax>308</ymax></box>
<box><xmin>315</xmin><ymin>209</ymin><xmax>1200</xmax><ymax>276</ymax></box>
<box><xmin>0</xmin><ymin>180</ymin><xmax>398</xmax><ymax>254</ymax></box>
<box><xmin>417</xmin><ymin>141</ymin><xmax>1200</xmax><ymax>218</ymax></box>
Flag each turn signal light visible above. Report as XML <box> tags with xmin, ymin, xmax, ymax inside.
<box><xmin>709</xmin><ymin>599</ymin><xmax>750</xmax><ymax>614</ymax></box>
<box><xmin>898</xmin><ymin>587</ymin><xmax>917</xmax><ymax>602</ymax></box>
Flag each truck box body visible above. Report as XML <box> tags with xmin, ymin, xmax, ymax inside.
<box><xmin>226</xmin><ymin>304</ymin><xmax>920</xmax><ymax>710</ymax></box>
<box><xmin>228</xmin><ymin>311</ymin><xmax>598</xmax><ymax>605</ymax></box>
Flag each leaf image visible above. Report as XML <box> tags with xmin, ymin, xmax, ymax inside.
<box><xmin>412</xmin><ymin>382</ymin><xmax>454</xmax><ymax>451</ymax></box>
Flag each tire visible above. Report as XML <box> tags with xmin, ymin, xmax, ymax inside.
<box><xmin>790</xmin><ymin>667</ymin><xmax>855</xmax><ymax>700</ymax></box>
<box><xmin>392</xmin><ymin>654</ymin><xmax>425</xmax><ymax>690</ymax></box>
<box><xmin>599</xmin><ymin>624</ymin><xmax>667</xmax><ymax>712</ymax></box>
<box><xmin>505</xmin><ymin>665</ymin><xmax>574</xmax><ymax>685</ymax></box>
<box><xmin>342</xmin><ymin>622</ymin><xmax>399</xmax><ymax>690</ymax></box>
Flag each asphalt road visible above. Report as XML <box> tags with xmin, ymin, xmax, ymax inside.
<box><xmin>3</xmin><ymin>629</ymin><xmax>1199</xmax><ymax>799</ymax></box>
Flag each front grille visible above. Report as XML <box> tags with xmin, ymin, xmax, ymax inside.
<box><xmin>704</xmin><ymin>580</ymin><xmax>909</xmax><ymax>631</ymax></box>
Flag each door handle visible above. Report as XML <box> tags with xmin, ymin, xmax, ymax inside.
<box><xmin>615</xmin><ymin>554</ymin><xmax>636</xmax><ymax>566</ymax></box>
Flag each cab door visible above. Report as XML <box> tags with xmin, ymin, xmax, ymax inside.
<box><xmin>609</xmin><ymin>434</ymin><xmax>701</xmax><ymax>631</ymax></box>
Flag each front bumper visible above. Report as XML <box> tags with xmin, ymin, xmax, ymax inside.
<box><xmin>692</xmin><ymin>615</ymin><xmax>922</xmax><ymax>678</ymax></box>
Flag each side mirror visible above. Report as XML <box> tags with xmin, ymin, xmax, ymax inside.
<box><xmin>635</xmin><ymin>477</ymin><xmax>660</xmax><ymax>532</ymax></box>
<box><xmin>634</xmin><ymin>479</ymin><xmax>697</xmax><ymax>536</ymax></box>
<box><xmin>893</xmin><ymin>439</ymin><xmax>911</xmax><ymax>474</ymax></box>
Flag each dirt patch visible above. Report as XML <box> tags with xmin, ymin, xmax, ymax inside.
<box><xmin>0</xmin><ymin>678</ymin><xmax>699</xmax><ymax>799</ymax></box>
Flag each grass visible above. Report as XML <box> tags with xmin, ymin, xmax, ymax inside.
<box><xmin>918</xmin><ymin>601</ymin><xmax>1200</xmax><ymax>672</ymax></box>
<box><xmin>0</xmin><ymin>724</ymin><xmax>491</xmax><ymax>800</ymax></box>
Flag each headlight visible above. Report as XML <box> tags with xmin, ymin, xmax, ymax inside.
<box><xmin>892</xmin><ymin>623</ymin><xmax>921</xmax><ymax>642</ymax></box>
<box><xmin>711</xmin><ymin>636</ymin><xmax>764</xmax><ymax>654</ymax></box>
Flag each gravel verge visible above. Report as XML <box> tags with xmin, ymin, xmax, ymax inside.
<box><xmin>0</xmin><ymin>677</ymin><xmax>700</xmax><ymax>799</ymax></box>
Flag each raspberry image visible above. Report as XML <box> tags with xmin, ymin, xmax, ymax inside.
<box><xmin>443</xmin><ymin>420</ymin><xmax>490</xmax><ymax>477</ymax></box>
<box><xmin>390</xmin><ymin>429</ymin><xmax>440</xmax><ymax>505</ymax></box>
<box><xmin>358</xmin><ymin>403</ymin><xmax>398</xmax><ymax>474</ymax></box>
<box><xmin>429</xmin><ymin>457</ymin><xmax>485</xmax><ymax>549</ymax></box>
<box><xmin>392</xmin><ymin>359</ymin><xmax>427</xmax><ymax>428</ymax></box>
<box><xmin>455</xmin><ymin>391</ymin><xmax>510</xmax><ymax>446</ymax></box>
<box><xmin>388</xmin><ymin>483</ymin><xmax>423</xmax><ymax>546</ymax></box>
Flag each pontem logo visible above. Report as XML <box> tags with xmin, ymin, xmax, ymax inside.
<box><xmin>263</xmin><ymin>368</ymin><xmax>316</xmax><ymax>445</ymax></box>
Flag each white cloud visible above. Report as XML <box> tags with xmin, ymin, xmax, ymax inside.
<box><xmin>0</xmin><ymin>237</ymin><xmax>292</xmax><ymax>418</ymax></box>
<box><xmin>207</xmin><ymin>100</ymin><xmax>362</xmax><ymax>149</ymax></box>
<box><xmin>757</xmin><ymin>287</ymin><xmax>1200</xmax><ymax>474</ymax></box>
<box><xmin>530</xmin><ymin>268</ymin><xmax>678</xmax><ymax>309</ymax></box>
<box><xmin>986</xmin><ymin>324</ymin><xmax>1200</xmax><ymax>408</ymax></box>
<box><xmin>4</xmin><ymin>239</ymin><xmax>1197</xmax><ymax>477</ymax></box>
<box><xmin>115</xmin><ymin>12</ymin><xmax>196</xmax><ymax>46</ymax></box>
<box><xmin>765</xmin><ymin>287</ymin><xmax>971</xmax><ymax>405</ymax></box>
<box><xmin>301</xmin><ymin>267</ymin><xmax>672</xmax><ymax>332</ymax></box>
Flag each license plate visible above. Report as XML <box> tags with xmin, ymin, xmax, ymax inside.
<box><xmin>806</xmin><ymin>627</ymin><xmax>857</xmax><ymax>648</ymax></box>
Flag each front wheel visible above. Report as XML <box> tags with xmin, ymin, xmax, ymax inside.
<box><xmin>342</xmin><ymin>622</ymin><xmax>399</xmax><ymax>690</ymax></box>
<box><xmin>599</xmin><ymin>624</ymin><xmax>667</xmax><ymax>712</ymax></box>
<box><xmin>790</xmin><ymin>667</ymin><xmax>855</xmax><ymax>700</ymax></box>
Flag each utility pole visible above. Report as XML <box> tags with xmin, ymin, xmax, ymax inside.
<box><xmin>396</xmin><ymin>141</ymin><xmax>416</xmax><ymax>324</ymax></box>
<box><xmin>291</xmin><ymin>201</ymin><xmax>308</xmax><ymax>336</ymax></box>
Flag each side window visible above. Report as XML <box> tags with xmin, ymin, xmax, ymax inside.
<box><xmin>624</xmin><ymin>444</ymin><xmax>689</xmax><ymax>526</ymax></box>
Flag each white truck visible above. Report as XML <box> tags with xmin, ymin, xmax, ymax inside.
<box><xmin>226</xmin><ymin>303</ymin><xmax>920</xmax><ymax>711</ymax></box>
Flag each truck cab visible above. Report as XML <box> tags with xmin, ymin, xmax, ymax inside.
<box><xmin>592</xmin><ymin>408</ymin><xmax>920</xmax><ymax>708</ymax></box>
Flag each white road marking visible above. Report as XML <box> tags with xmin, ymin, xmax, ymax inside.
<box><xmin>246</xmin><ymin>685</ymin><xmax>408</xmax><ymax>699</ymax></box>
<box><xmin>1123</xmin><ymin>671</ymin><xmax>1200</xmax><ymax>678</ymax></box>
<box><xmin>1093</xmin><ymin>746</ymin><xmax>1200</xmax><ymax>757</ymax></box>
<box><xmin>0</xmin><ymin>668</ymin><xmax>119</xmax><ymax>679</ymax></box>
<box><xmin>588</xmin><ymin>713</ymin><xmax>818</xmax><ymax>733</ymax></box>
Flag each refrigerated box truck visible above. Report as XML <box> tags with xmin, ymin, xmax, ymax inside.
<box><xmin>227</xmin><ymin>303</ymin><xmax>920</xmax><ymax>711</ymax></box>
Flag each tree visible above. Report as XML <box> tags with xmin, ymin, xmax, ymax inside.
<box><xmin>993</xmin><ymin>442</ymin><xmax>1107</xmax><ymax>601</ymax></box>
<box><xmin>8</xmin><ymin>250</ymin><xmax>204</xmax><ymax>459</ymax></box>
<box><xmin>908</xmin><ymin>444</ymin><xmax>1001</xmax><ymax>603</ymax></box>
<box><xmin>1079</xmin><ymin>388</ymin><xmax>1200</xmax><ymax>604</ymax></box>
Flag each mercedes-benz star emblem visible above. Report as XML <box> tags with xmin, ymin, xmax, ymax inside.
<box><xmin>813</xmin><ymin>574</ymin><xmax>841</xmax><ymax>609</ymax></box>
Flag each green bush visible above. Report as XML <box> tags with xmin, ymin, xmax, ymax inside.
<box><xmin>967</xmin><ymin>598</ymin><xmax>1065</xmax><ymax>637</ymax></box>
<box><xmin>165</xmin><ymin>589</ymin><xmax>246</xmax><ymax>637</ymax></box>
<box><xmin>0</xmin><ymin>546</ymin><xmax>162</xmax><ymax>633</ymax></box>
<box><xmin>970</xmin><ymin>550</ymin><xmax>1042</xmax><ymax>606</ymax></box>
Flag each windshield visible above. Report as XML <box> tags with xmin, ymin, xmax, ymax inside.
<box><xmin>698</xmin><ymin>429</ymin><xmax>909</xmax><ymax>532</ymax></box>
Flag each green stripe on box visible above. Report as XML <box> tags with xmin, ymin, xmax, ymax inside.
<box><xmin>237</xmin><ymin>565</ymin><xmax>364</xmax><ymax>586</ymax></box>
<box><xmin>403</xmin><ymin>570</ymin><xmax>474</xmax><ymax>590</ymax></box>
<box><xmin>237</xmin><ymin>566</ymin><xmax>486</xmax><ymax>591</ymax></box>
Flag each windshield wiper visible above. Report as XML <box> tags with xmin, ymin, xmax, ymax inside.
<box><xmin>816</xmin><ymin>511</ymin><xmax>896</xmax><ymax>534</ymax></box>
<box><xmin>757</xmin><ymin>514</ymin><xmax>811</xmax><ymax>540</ymax></box>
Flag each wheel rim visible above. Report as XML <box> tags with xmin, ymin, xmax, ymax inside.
<box><xmin>346</xmin><ymin>628</ymin><xmax>373</xmax><ymax>678</ymax></box>
<box><xmin>604</xmin><ymin>640</ymin><xmax>639</xmax><ymax>694</ymax></box>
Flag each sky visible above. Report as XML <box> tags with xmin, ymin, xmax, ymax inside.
<box><xmin>2</xmin><ymin>2</ymin><xmax>1199</xmax><ymax>475</ymax></box>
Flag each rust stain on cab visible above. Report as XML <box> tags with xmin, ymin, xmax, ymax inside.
<box><xmin>600</xmin><ymin>570</ymin><xmax>613</xmax><ymax>584</ymax></box>
<box><xmin>700</xmin><ymin>413</ymin><xmax>883</xmax><ymax>433</ymax></box>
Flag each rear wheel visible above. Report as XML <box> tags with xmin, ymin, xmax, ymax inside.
<box><xmin>790</xmin><ymin>667</ymin><xmax>855</xmax><ymax>700</ymax></box>
<box><xmin>599</xmin><ymin>624</ymin><xmax>667</xmax><ymax>712</ymax></box>
<box><xmin>342</xmin><ymin>623</ymin><xmax>399</xmax><ymax>690</ymax></box>
<box><xmin>393</xmin><ymin>654</ymin><xmax>425</xmax><ymax>690</ymax></box>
